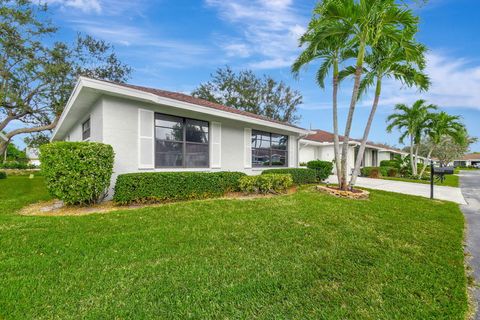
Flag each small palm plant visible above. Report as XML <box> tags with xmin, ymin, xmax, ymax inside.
<box><xmin>386</xmin><ymin>100</ymin><xmax>437</xmax><ymax>177</ymax></box>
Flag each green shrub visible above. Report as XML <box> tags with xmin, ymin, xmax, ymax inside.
<box><xmin>361</xmin><ymin>167</ymin><xmax>381</xmax><ymax>178</ymax></box>
<box><xmin>0</xmin><ymin>171</ymin><xmax>6</xmax><ymax>179</ymax></box>
<box><xmin>261</xmin><ymin>168</ymin><xmax>316</xmax><ymax>185</ymax></box>
<box><xmin>239</xmin><ymin>174</ymin><xmax>293</xmax><ymax>194</ymax></box>
<box><xmin>214</xmin><ymin>171</ymin><xmax>248</xmax><ymax>192</ymax></box>
<box><xmin>114</xmin><ymin>171</ymin><xmax>246</xmax><ymax>204</ymax></box>
<box><xmin>40</xmin><ymin>142</ymin><xmax>114</xmax><ymax>205</ymax></box>
<box><xmin>379</xmin><ymin>160</ymin><xmax>399</xmax><ymax>168</ymax></box>
<box><xmin>0</xmin><ymin>161</ymin><xmax>37</xmax><ymax>169</ymax></box>
<box><xmin>306</xmin><ymin>160</ymin><xmax>334</xmax><ymax>180</ymax></box>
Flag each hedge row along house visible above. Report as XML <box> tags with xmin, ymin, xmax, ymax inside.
<box><xmin>52</xmin><ymin>77</ymin><xmax>429</xmax><ymax>196</ymax></box>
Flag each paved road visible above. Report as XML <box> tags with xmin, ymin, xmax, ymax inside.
<box><xmin>326</xmin><ymin>176</ymin><xmax>467</xmax><ymax>204</ymax></box>
<box><xmin>460</xmin><ymin>170</ymin><xmax>480</xmax><ymax>319</ymax></box>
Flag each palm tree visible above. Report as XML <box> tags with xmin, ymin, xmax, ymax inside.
<box><xmin>347</xmin><ymin>37</ymin><xmax>430</xmax><ymax>186</ymax></box>
<box><xmin>292</xmin><ymin>14</ymin><xmax>355</xmax><ymax>184</ymax></box>
<box><xmin>418</xmin><ymin>112</ymin><xmax>466</xmax><ymax>176</ymax></box>
<box><xmin>296</xmin><ymin>0</ymin><xmax>419</xmax><ymax>190</ymax></box>
<box><xmin>386</xmin><ymin>100</ymin><xmax>437</xmax><ymax>177</ymax></box>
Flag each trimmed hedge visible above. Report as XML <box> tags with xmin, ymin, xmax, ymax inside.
<box><xmin>113</xmin><ymin>171</ymin><xmax>247</xmax><ymax>204</ymax></box>
<box><xmin>239</xmin><ymin>174</ymin><xmax>293</xmax><ymax>194</ymax></box>
<box><xmin>361</xmin><ymin>167</ymin><xmax>381</xmax><ymax>178</ymax></box>
<box><xmin>40</xmin><ymin>142</ymin><xmax>114</xmax><ymax>205</ymax></box>
<box><xmin>380</xmin><ymin>160</ymin><xmax>398</xmax><ymax>168</ymax></box>
<box><xmin>306</xmin><ymin>160</ymin><xmax>333</xmax><ymax>180</ymax></box>
<box><xmin>261</xmin><ymin>168</ymin><xmax>316</xmax><ymax>184</ymax></box>
<box><xmin>0</xmin><ymin>171</ymin><xmax>6</xmax><ymax>179</ymax></box>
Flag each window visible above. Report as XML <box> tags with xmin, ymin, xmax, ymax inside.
<box><xmin>252</xmin><ymin>130</ymin><xmax>288</xmax><ymax>167</ymax></box>
<box><xmin>82</xmin><ymin>118</ymin><xmax>90</xmax><ymax>140</ymax></box>
<box><xmin>154</xmin><ymin>113</ymin><xmax>209</xmax><ymax>168</ymax></box>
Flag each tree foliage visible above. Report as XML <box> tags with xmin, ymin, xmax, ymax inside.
<box><xmin>192</xmin><ymin>66</ymin><xmax>302</xmax><ymax>124</ymax></box>
<box><xmin>0</xmin><ymin>0</ymin><xmax>131</xmax><ymax>155</ymax></box>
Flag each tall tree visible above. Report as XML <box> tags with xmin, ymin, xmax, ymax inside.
<box><xmin>192</xmin><ymin>66</ymin><xmax>302</xmax><ymax>124</ymax></box>
<box><xmin>292</xmin><ymin>17</ymin><xmax>355</xmax><ymax>184</ymax></box>
<box><xmin>0</xmin><ymin>0</ymin><xmax>131</xmax><ymax>155</ymax></box>
<box><xmin>417</xmin><ymin>112</ymin><xmax>466</xmax><ymax>175</ymax></box>
<box><xmin>295</xmin><ymin>0</ymin><xmax>419</xmax><ymax>190</ymax></box>
<box><xmin>347</xmin><ymin>36</ymin><xmax>430</xmax><ymax>186</ymax></box>
<box><xmin>386</xmin><ymin>99</ymin><xmax>437</xmax><ymax>176</ymax></box>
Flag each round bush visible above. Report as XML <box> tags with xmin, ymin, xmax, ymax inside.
<box><xmin>0</xmin><ymin>171</ymin><xmax>7</xmax><ymax>179</ymax></box>
<box><xmin>239</xmin><ymin>174</ymin><xmax>293</xmax><ymax>194</ymax></box>
<box><xmin>40</xmin><ymin>142</ymin><xmax>114</xmax><ymax>205</ymax></box>
<box><xmin>306</xmin><ymin>160</ymin><xmax>334</xmax><ymax>181</ymax></box>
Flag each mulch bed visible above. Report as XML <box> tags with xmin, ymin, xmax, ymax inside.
<box><xmin>316</xmin><ymin>185</ymin><xmax>369</xmax><ymax>199</ymax></box>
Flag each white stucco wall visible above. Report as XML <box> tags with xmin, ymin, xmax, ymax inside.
<box><xmin>378</xmin><ymin>151</ymin><xmax>391</xmax><ymax>163</ymax></box>
<box><xmin>64</xmin><ymin>99</ymin><xmax>103</xmax><ymax>142</ymax></box>
<box><xmin>298</xmin><ymin>142</ymin><xmax>355</xmax><ymax>174</ymax></box>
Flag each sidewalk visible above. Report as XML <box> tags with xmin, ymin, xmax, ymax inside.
<box><xmin>326</xmin><ymin>176</ymin><xmax>466</xmax><ymax>204</ymax></box>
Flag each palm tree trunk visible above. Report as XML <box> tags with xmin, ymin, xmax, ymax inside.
<box><xmin>419</xmin><ymin>146</ymin><xmax>434</xmax><ymax>177</ymax></box>
<box><xmin>409</xmin><ymin>135</ymin><xmax>415</xmax><ymax>177</ymax></box>
<box><xmin>350</xmin><ymin>76</ymin><xmax>382</xmax><ymax>187</ymax></box>
<box><xmin>414</xmin><ymin>145</ymin><xmax>419</xmax><ymax>177</ymax></box>
<box><xmin>340</xmin><ymin>42</ymin><xmax>366</xmax><ymax>190</ymax></box>
<box><xmin>332</xmin><ymin>59</ymin><xmax>342</xmax><ymax>184</ymax></box>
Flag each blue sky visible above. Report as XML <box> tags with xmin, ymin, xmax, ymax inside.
<box><xmin>17</xmin><ymin>0</ymin><xmax>480</xmax><ymax>151</ymax></box>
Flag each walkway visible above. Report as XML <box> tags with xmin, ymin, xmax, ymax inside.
<box><xmin>326</xmin><ymin>176</ymin><xmax>466</xmax><ymax>204</ymax></box>
<box><xmin>460</xmin><ymin>170</ymin><xmax>480</xmax><ymax>319</ymax></box>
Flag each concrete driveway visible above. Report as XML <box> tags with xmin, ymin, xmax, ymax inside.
<box><xmin>460</xmin><ymin>170</ymin><xmax>480</xmax><ymax>319</ymax></box>
<box><xmin>327</xmin><ymin>176</ymin><xmax>466</xmax><ymax>204</ymax></box>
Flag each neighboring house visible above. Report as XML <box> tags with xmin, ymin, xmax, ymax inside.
<box><xmin>451</xmin><ymin>153</ymin><xmax>480</xmax><ymax>167</ymax></box>
<box><xmin>26</xmin><ymin>147</ymin><xmax>40</xmax><ymax>166</ymax></box>
<box><xmin>51</xmin><ymin>77</ymin><xmax>310</xmax><ymax>194</ymax></box>
<box><xmin>299</xmin><ymin>129</ymin><xmax>426</xmax><ymax>174</ymax></box>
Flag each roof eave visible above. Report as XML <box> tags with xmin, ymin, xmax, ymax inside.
<box><xmin>52</xmin><ymin>77</ymin><xmax>309</xmax><ymax>140</ymax></box>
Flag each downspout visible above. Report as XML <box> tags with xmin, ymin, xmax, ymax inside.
<box><xmin>297</xmin><ymin>132</ymin><xmax>313</xmax><ymax>167</ymax></box>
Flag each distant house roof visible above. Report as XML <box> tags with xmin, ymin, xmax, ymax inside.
<box><xmin>459</xmin><ymin>153</ymin><xmax>480</xmax><ymax>160</ymax></box>
<box><xmin>303</xmin><ymin>129</ymin><xmax>406</xmax><ymax>154</ymax></box>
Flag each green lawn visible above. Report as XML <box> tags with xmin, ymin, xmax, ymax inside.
<box><xmin>0</xmin><ymin>176</ymin><xmax>468</xmax><ymax>319</ymax></box>
<box><xmin>380</xmin><ymin>174</ymin><xmax>460</xmax><ymax>187</ymax></box>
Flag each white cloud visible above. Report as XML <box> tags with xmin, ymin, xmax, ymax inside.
<box><xmin>206</xmin><ymin>0</ymin><xmax>308</xmax><ymax>69</ymax></box>
<box><xmin>360</xmin><ymin>52</ymin><xmax>480</xmax><ymax>111</ymax></box>
<box><xmin>222</xmin><ymin>43</ymin><xmax>251</xmax><ymax>58</ymax></box>
<box><xmin>45</xmin><ymin>0</ymin><xmax>101</xmax><ymax>13</ymax></box>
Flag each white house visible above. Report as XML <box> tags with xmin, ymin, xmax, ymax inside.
<box><xmin>299</xmin><ymin>129</ymin><xmax>426</xmax><ymax>174</ymax></box>
<box><xmin>25</xmin><ymin>147</ymin><xmax>40</xmax><ymax>166</ymax></box>
<box><xmin>451</xmin><ymin>153</ymin><xmax>480</xmax><ymax>167</ymax></box>
<box><xmin>51</xmin><ymin>77</ymin><xmax>310</xmax><ymax>193</ymax></box>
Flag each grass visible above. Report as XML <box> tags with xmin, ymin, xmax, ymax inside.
<box><xmin>0</xmin><ymin>176</ymin><xmax>468</xmax><ymax>319</ymax></box>
<box><xmin>379</xmin><ymin>174</ymin><xmax>459</xmax><ymax>187</ymax></box>
<box><xmin>455</xmin><ymin>167</ymin><xmax>480</xmax><ymax>174</ymax></box>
